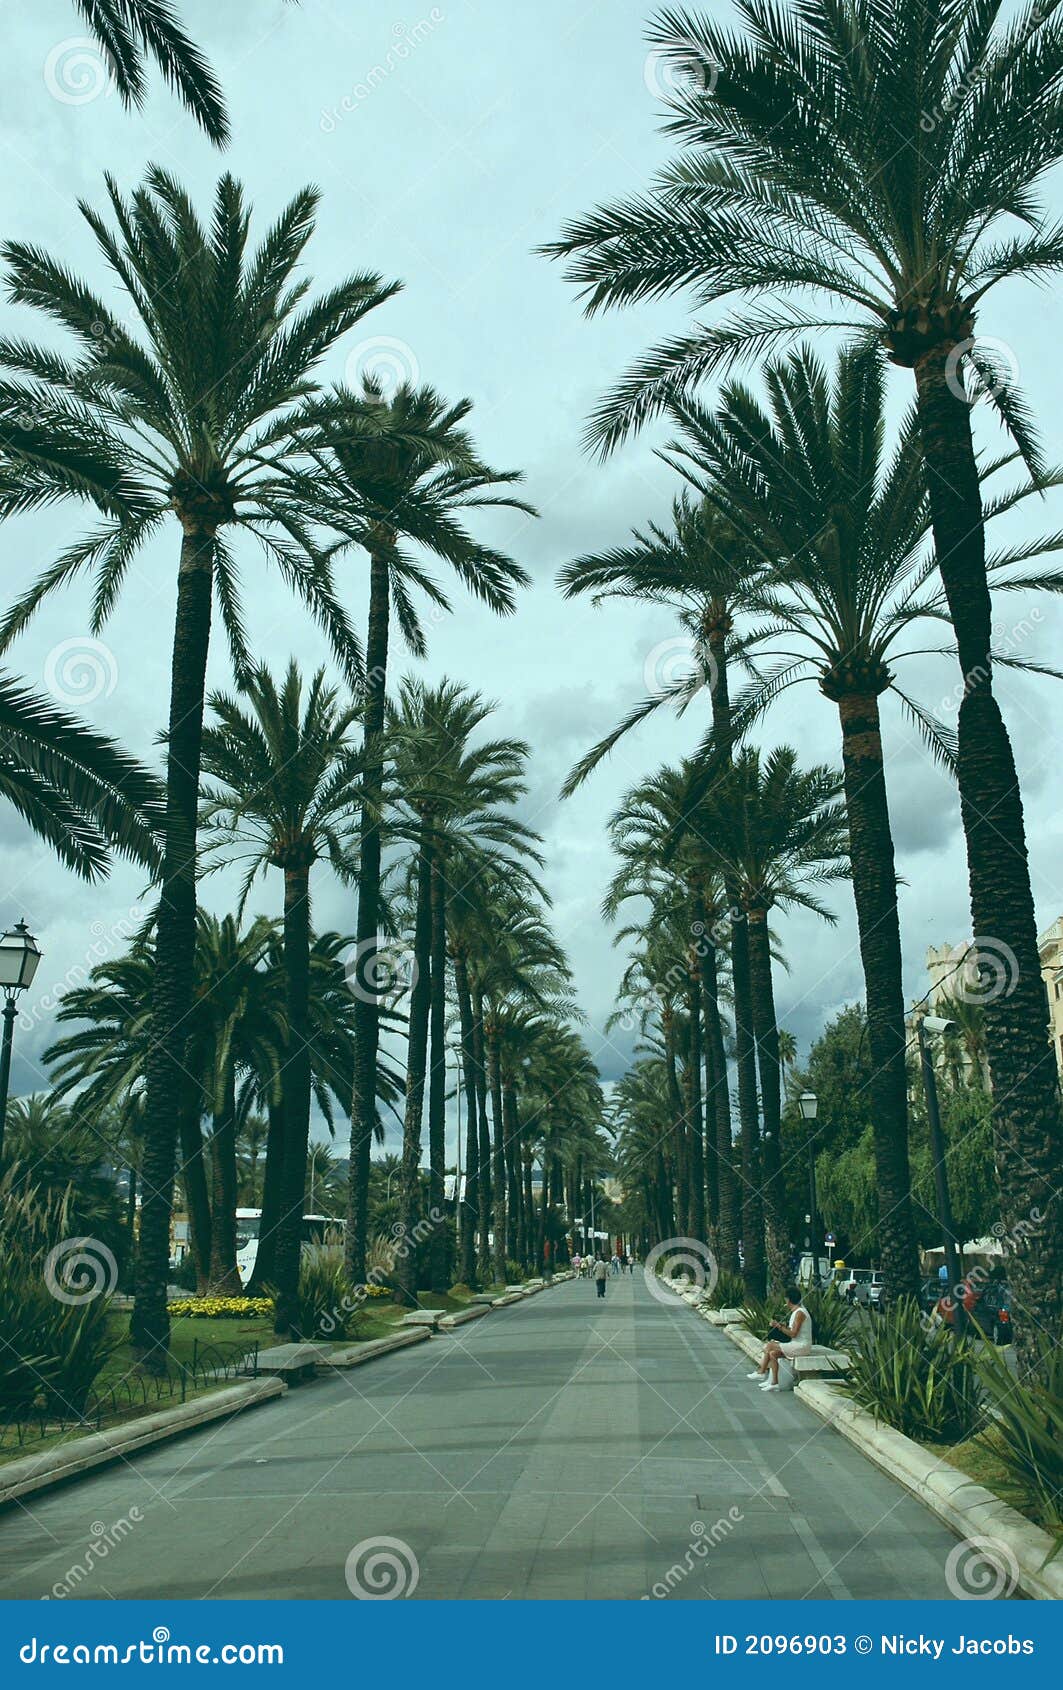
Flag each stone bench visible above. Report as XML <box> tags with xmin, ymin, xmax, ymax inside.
<box><xmin>254</xmin><ymin>1344</ymin><xmax>325</xmax><ymax>1384</ymax></box>
<box><xmin>792</xmin><ymin>1347</ymin><xmax>850</xmax><ymax>1378</ymax></box>
<box><xmin>401</xmin><ymin>1309</ymin><xmax>442</xmax><ymax>1330</ymax></box>
<box><xmin>438</xmin><ymin>1304</ymin><xmax>492</xmax><ymax>1330</ymax></box>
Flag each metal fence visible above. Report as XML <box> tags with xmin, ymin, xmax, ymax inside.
<box><xmin>0</xmin><ymin>1340</ymin><xmax>259</xmax><ymax>1456</ymax></box>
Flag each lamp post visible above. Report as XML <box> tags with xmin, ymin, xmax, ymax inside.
<box><xmin>0</xmin><ymin>920</ymin><xmax>42</xmax><ymax>1162</ymax></box>
<box><xmin>917</xmin><ymin>1014</ymin><xmax>962</xmax><ymax>1293</ymax></box>
<box><xmin>798</xmin><ymin>1091</ymin><xmax>820</xmax><ymax>1285</ymax></box>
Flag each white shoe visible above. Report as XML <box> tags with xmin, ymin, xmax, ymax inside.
<box><xmin>747</xmin><ymin>1371</ymin><xmax>765</xmax><ymax>1380</ymax></box>
<box><xmin>759</xmin><ymin>1381</ymin><xmax>779</xmax><ymax>1392</ymax></box>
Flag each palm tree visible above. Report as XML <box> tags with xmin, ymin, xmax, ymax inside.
<box><xmin>0</xmin><ymin>674</ymin><xmax>162</xmax><ymax>887</ymax></box>
<box><xmin>605</xmin><ymin>765</ymin><xmax>742</xmax><ymax>1274</ymax></box>
<box><xmin>387</xmin><ymin>678</ymin><xmax>544</xmax><ymax>1291</ymax></box>
<box><xmin>199</xmin><ymin>660</ymin><xmax>362</xmax><ymax>1332</ymax></box>
<box><xmin>70</xmin><ymin>0</ymin><xmax>229</xmax><ymax>142</ymax></box>
<box><xmin>699</xmin><ymin>747</ymin><xmax>848</xmax><ymax>1290</ymax></box>
<box><xmin>671</xmin><ymin>341</ymin><xmax>1060</xmax><ymax>1301</ymax></box>
<box><xmin>545</xmin><ymin>0</ymin><xmax>1063</xmax><ymax>1339</ymax></box>
<box><xmin>0</xmin><ymin>170</ymin><xmax>397</xmax><ymax>1363</ymax></box>
<box><xmin>192</xmin><ymin>913</ymin><xmax>284</xmax><ymax>1294</ymax></box>
<box><xmin>560</xmin><ymin>488</ymin><xmax>765</xmax><ymax>1287</ymax></box>
<box><xmin>293</xmin><ymin>384</ymin><xmax>533</xmax><ymax>1283</ymax></box>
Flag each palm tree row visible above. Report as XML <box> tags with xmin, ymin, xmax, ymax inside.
<box><xmin>546</xmin><ymin>0</ymin><xmax>1063</xmax><ymax>1350</ymax></box>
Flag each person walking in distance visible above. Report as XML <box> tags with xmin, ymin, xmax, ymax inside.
<box><xmin>593</xmin><ymin>1256</ymin><xmax>608</xmax><ymax>1299</ymax></box>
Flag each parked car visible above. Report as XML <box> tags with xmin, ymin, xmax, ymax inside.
<box><xmin>839</xmin><ymin>1267</ymin><xmax>885</xmax><ymax>1307</ymax></box>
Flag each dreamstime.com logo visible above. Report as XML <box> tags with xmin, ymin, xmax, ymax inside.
<box><xmin>644</xmin><ymin>1237</ymin><xmax>718</xmax><ymax>1306</ymax></box>
<box><xmin>44</xmin><ymin>637</ymin><xmax>119</xmax><ymax>706</ymax></box>
<box><xmin>944</xmin><ymin>336</ymin><xmax>1020</xmax><ymax>407</ymax></box>
<box><xmin>344</xmin><ymin>1536</ymin><xmax>420</xmax><ymax>1599</ymax></box>
<box><xmin>644</xmin><ymin>38</ymin><xmax>719</xmax><ymax>100</ymax></box>
<box><xmin>344</xmin><ymin>938</ymin><xmax>418</xmax><ymax>1007</ymax></box>
<box><xmin>43</xmin><ymin>1238</ymin><xmax>119</xmax><ymax>1306</ymax></box>
<box><xmin>344</xmin><ymin>335</ymin><xmax>420</xmax><ymax>402</ymax></box>
<box><xmin>642</xmin><ymin>634</ymin><xmax>717</xmax><ymax>702</ymax></box>
<box><xmin>954</xmin><ymin>937</ymin><xmax>1019</xmax><ymax>1005</ymax></box>
<box><xmin>945</xmin><ymin>1536</ymin><xmax>1020</xmax><ymax>1600</ymax></box>
<box><xmin>643</xmin><ymin>1510</ymin><xmax>744</xmax><ymax>1597</ymax></box>
<box><xmin>43</xmin><ymin>38</ymin><xmax>114</xmax><ymax>106</ymax></box>
<box><xmin>44</xmin><ymin>1512</ymin><xmax>143</xmax><ymax>1600</ymax></box>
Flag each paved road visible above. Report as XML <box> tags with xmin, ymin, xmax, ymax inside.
<box><xmin>0</xmin><ymin>1276</ymin><xmax>966</xmax><ymax>1600</ymax></box>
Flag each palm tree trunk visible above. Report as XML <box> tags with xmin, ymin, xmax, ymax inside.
<box><xmin>664</xmin><ymin>1015</ymin><xmax>688</xmax><ymax>1234</ymax></box>
<box><xmin>396</xmin><ymin>823</ymin><xmax>434</xmax><ymax>1306</ymax></box>
<box><xmin>247</xmin><ymin>1098</ymin><xmax>284</xmax><ymax>1295</ymax></box>
<box><xmin>833</xmin><ymin>690</ymin><xmax>920</xmax><ymax>1297</ymax></box>
<box><xmin>132</xmin><ymin>528</ymin><xmax>214</xmax><ymax>1366</ymax></box>
<box><xmin>708</xmin><ymin>625</ymin><xmax>764</xmax><ymax>1295</ymax></box>
<box><xmin>346</xmin><ymin>542</ymin><xmax>390</xmax><ymax>1284</ymax></box>
<box><xmin>179</xmin><ymin>1091</ymin><xmax>212</xmax><ymax>1295</ymax></box>
<box><xmin>472</xmin><ymin>983</ymin><xmax>492</xmax><ymax>1273</ymax></box>
<box><xmin>699</xmin><ymin>932</ymin><xmax>738</xmax><ymax>1273</ymax></box>
<box><xmin>273</xmin><ymin>862</ymin><xmax>314</xmax><ymax>1334</ymax></box>
<box><xmin>208</xmin><ymin>1066</ymin><xmax>241</xmax><ymax>1294</ymax></box>
<box><xmin>426</xmin><ymin>851</ymin><xmax>449</xmax><ymax>1290</ymax></box>
<box><xmin>684</xmin><ymin>965</ymin><xmax>707</xmax><ymax>1242</ymax></box>
<box><xmin>747</xmin><ymin>908</ymin><xmax>790</xmax><ymax>1293</ymax></box>
<box><xmin>914</xmin><ymin>347</ymin><xmax>1062</xmax><ymax>1353</ymax></box>
<box><xmin>486</xmin><ymin>1015</ymin><xmax>507</xmax><ymax>1283</ymax></box>
<box><xmin>453</xmin><ymin>947</ymin><xmax>480</xmax><ymax>1288</ymax></box>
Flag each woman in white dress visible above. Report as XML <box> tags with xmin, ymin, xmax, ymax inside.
<box><xmin>747</xmin><ymin>1288</ymin><xmax>813</xmax><ymax>1391</ymax></box>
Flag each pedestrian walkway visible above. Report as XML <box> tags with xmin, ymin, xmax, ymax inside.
<box><xmin>0</xmin><ymin>1276</ymin><xmax>966</xmax><ymax>1599</ymax></box>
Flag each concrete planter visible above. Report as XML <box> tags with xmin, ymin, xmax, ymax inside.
<box><xmin>0</xmin><ymin>1378</ymin><xmax>285</xmax><ymax>1510</ymax></box>
<box><xmin>319</xmin><ymin>1328</ymin><xmax>431</xmax><ymax>1368</ymax></box>
<box><xmin>797</xmin><ymin>1378</ymin><xmax>1063</xmax><ymax>1602</ymax></box>
<box><xmin>438</xmin><ymin>1305</ymin><xmax>491</xmax><ymax>1330</ymax></box>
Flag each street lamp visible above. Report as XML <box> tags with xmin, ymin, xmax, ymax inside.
<box><xmin>798</xmin><ymin>1092</ymin><xmax>820</xmax><ymax>1285</ymax></box>
<box><xmin>0</xmin><ymin>920</ymin><xmax>42</xmax><ymax>1162</ymax></box>
<box><xmin>917</xmin><ymin>1014</ymin><xmax>962</xmax><ymax>1293</ymax></box>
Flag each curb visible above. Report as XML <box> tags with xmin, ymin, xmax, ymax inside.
<box><xmin>438</xmin><ymin>1305</ymin><xmax>491</xmax><ymax>1330</ymax></box>
<box><xmin>796</xmin><ymin>1378</ymin><xmax>1063</xmax><ymax>1601</ymax></box>
<box><xmin>0</xmin><ymin>1378</ymin><xmax>285</xmax><ymax>1510</ymax></box>
<box><xmin>318</xmin><ymin>1327</ymin><xmax>431</xmax><ymax>1368</ymax></box>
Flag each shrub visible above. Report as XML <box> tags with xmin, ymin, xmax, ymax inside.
<box><xmin>707</xmin><ymin>1270</ymin><xmax>746</xmax><ymax>1311</ymax></box>
<box><xmin>0</xmin><ymin>1179</ymin><xmax>118</xmax><ymax>1419</ymax></box>
<box><xmin>739</xmin><ymin>1293</ymin><xmax>787</xmax><ymax>1335</ymax></box>
<box><xmin>840</xmin><ymin>1296</ymin><xmax>983</xmax><ymax>1444</ymax></box>
<box><xmin>505</xmin><ymin>1260</ymin><xmax>524</xmax><ymax>1284</ymax></box>
<box><xmin>973</xmin><ymin>1328</ymin><xmax>1063</xmax><ymax>1561</ymax></box>
<box><xmin>295</xmin><ymin>1255</ymin><xmax>361</xmax><ymax>1341</ymax></box>
<box><xmin>800</xmin><ymin>1284</ymin><xmax>854</xmax><ymax>1351</ymax></box>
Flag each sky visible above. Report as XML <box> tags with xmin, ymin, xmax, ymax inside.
<box><xmin>2</xmin><ymin>0</ymin><xmax>1063</xmax><ymax>1167</ymax></box>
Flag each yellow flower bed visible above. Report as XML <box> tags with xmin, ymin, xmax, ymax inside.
<box><xmin>167</xmin><ymin>1297</ymin><xmax>275</xmax><ymax>1319</ymax></box>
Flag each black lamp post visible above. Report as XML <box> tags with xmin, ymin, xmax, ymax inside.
<box><xmin>798</xmin><ymin>1091</ymin><xmax>820</xmax><ymax>1285</ymax></box>
<box><xmin>0</xmin><ymin>919</ymin><xmax>42</xmax><ymax>1162</ymax></box>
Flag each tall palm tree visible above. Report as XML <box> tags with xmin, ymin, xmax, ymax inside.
<box><xmin>699</xmin><ymin>747</ymin><xmax>848</xmax><ymax>1290</ymax></box>
<box><xmin>546</xmin><ymin>0</ymin><xmax>1063</xmax><ymax>1338</ymax></box>
<box><xmin>199</xmin><ymin>660</ymin><xmax>362</xmax><ymax>1331</ymax></box>
<box><xmin>191</xmin><ymin>912</ymin><xmax>284</xmax><ymax>1294</ymax></box>
<box><xmin>605</xmin><ymin>765</ymin><xmax>742</xmax><ymax>1273</ymax></box>
<box><xmin>672</xmin><ymin>341</ymin><xmax>1061</xmax><ymax>1301</ymax></box>
<box><xmin>0</xmin><ymin>170</ymin><xmax>396</xmax><ymax>1363</ymax></box>
<box><xmin>293</xmin><ymin>384</ymin><xmax>533</xmax><ymax>1283</ymax></box>
<box><xmin>387</xmin><ymin>677</ymin><xmax>542</xmax><ymax>1292</ymax></box>
<box><xmin>70</xmin><ymin>0</ymin><xmax>229</xmax><ymax>142</ymax></box>
<box><xmin>560</xmin><ymin>488</ymin><xmax>765</xmax><ymax>1284</ymax></box>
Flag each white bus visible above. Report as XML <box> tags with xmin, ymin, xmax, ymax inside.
<box><xmin>235</xmin><ymin>1209</ymin><xmax>346</xmax><ymax>1284</ymax></box>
